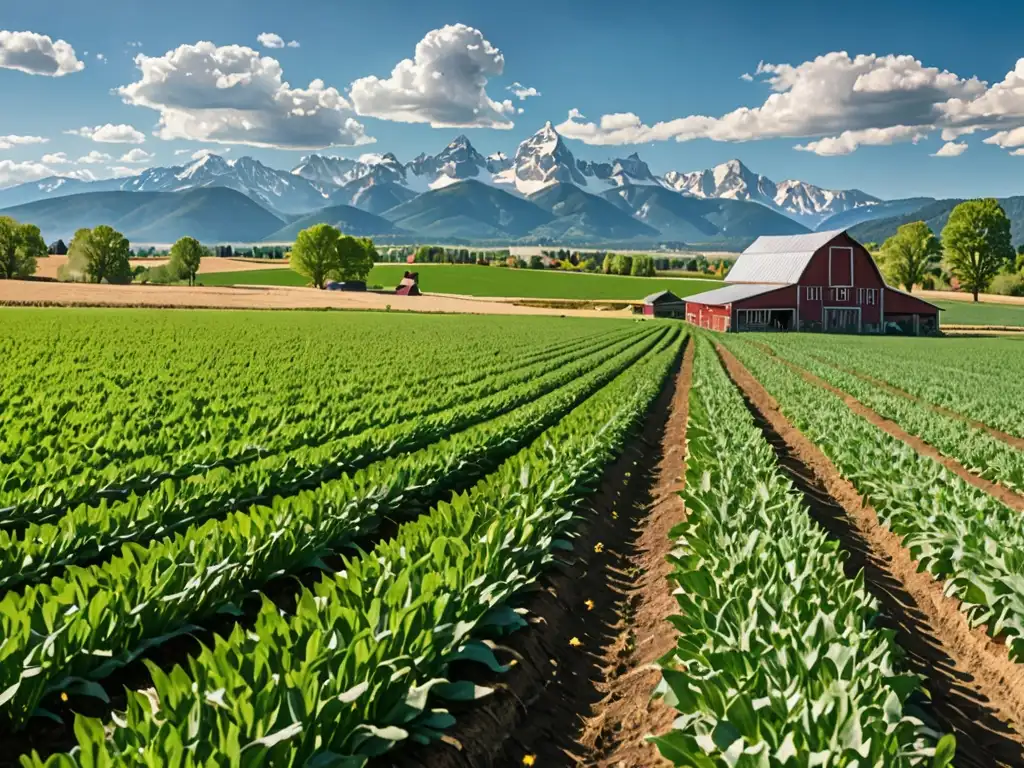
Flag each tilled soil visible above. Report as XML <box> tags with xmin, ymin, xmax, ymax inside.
<box><xmin>387</xmin><ymin>339</ymin><xmax>692</xmax><ymax>768</ymax></box>
<box><xmin>716</xmin><ymin>342</ymin><xmax>1024</xmax><ymax>767</ymax></box>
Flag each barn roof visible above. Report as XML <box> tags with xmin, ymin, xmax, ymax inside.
<box><xmin>684</xmin><ymin>283</ymin><xmax>787</xmax><ymax>307</ymax></box>
<box><xmin>726</xmin><ymin>229</ymin><xmax>846</xmax><ymax>284</ymax></box>
<box><xmin>643</xmin><ymin>290</ymin><xmax>681</xmax><ymax>304</ymax></box>
<box><xmin>885</xmin><ymin>285</ymin><xmax>943</xmax><ymax>310</ymax></box>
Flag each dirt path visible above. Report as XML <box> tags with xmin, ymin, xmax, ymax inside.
<box><xmin>757</xmin><ymin>346</ymin><xmax>1024</xmax><ymax>513</ymax></box>
<box><xmin>0</xmin><ymin>281</ymin><xmax>634</xmax><ymax>319</ymax></box>
<box><xmin>809</xmin><ymin>354</ymin><xmax>1024</xmax><ymax>453</ymax></box>
<box><xmin>388</xmin><ymin>338</ymin><xmax>691</xmax><ymax>768</ymax></box>
<box><xmin>716</xmin><ymin>343</ymin><xmax>1024</xmax><ymax>767</ymax></box>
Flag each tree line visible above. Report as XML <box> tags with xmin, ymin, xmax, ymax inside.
<box><xmin>876</xmin><ymin>198</ymin><xmax>1016</xmax><ymax>302</ymax></box>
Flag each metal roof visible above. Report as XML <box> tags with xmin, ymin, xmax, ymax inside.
<box><xmin>643</xmin><ymin>290</ymin><xmax>680</xmax><ymax>304</ymax></box>
<box><xmin>684</xmin><ymin>283</ymin><xmax>788</xmax><ymax>307</ymax></box>
<box><xmin>726</xmin><ymin>229</ymin><xmax>845</xmax><ymax>285</ymax></box>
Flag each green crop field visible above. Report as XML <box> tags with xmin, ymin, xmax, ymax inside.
<box><xmin>199</xmin><ymin>263</ymin><xmax>723</xmax><ymax>300</ymax></box>
<box><xmin>936</xmin><ymin>299</ymin><xmax>1024</xmax><ymax>327</ymax></box>
<box><xmin>7</xmin><ymin>306</ymin><xmax>1024</xmax><ymax>766</ymax></box>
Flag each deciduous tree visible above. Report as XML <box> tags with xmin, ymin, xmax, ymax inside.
<box><xmin>0</xmin><ymin>217</ymin><xmax>46</xmax><ymax>280</ymax></box>
<box><xmin>942</xmin><ymin>198</ymin><xmax>1014</xmax><ymax>302</ymax></box>
<box><xmin>69</xmin><ymin>225</ymin><xmax>132</xmax><ymax>284</ymax></box>
<box><xmin>879</xmin><ymin>221</ymin><xmax>941</xmax><ymax>293</ymax></box>
<box><xmin>291</xmin><ymin>224</ymin><xmax>341</xmax><ymax>288</ymax></box>
<box><xmin>168</xmin><ymin>236</ymin><xmax>205</xmax><ymax>286</ymax></box>
<box><xmin>337</xmin><ymin>235</ymin><xmax>375</xmax><ymax>281</ymax></box>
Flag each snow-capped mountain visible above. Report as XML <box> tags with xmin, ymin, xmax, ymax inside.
<box><xmin>290</xmin><ymin>155</ymin><xmax>360</xmax><ymax>188</ymax></box>
<box><xmin>663</xmin><ymin>159</ymin><xmax>878</xmax><ymax>226</ymax></box>
<box><xmin>578</xmin><ymin>153</ymin><xmax>665</xmax><ymax>188</ymax></box>
<box><xmin>494</xmin><ymin>122</ymin><xmax>589</xmax><ymax>196</ymax></box>
<box><xmin>406</xmin><ymin>135</ymin><xmax>500</xmax><ymax>190</ymax></box>
<box><xmin>115</xmin><ymin>154</ymin><xmax>331</xmax><ymax>215</ymax></box>
<box><xmin>486</xmin><ymin>152</ymin><xmax>512</xmax><ymax>173</ymax></box>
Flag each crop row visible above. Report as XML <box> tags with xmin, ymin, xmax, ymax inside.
<box><xmin>756</xmin><ymin>339</ymin><xmax>1024</xmax><ymax>491</ymax></box>
<box><xmin>768</xmin><ymin>334</ymin><xmax>1024</xmax><ymax>440</ymax></box>
<box><xmin>18</xmin><ymin>328</ymin><xmax>685</xmax><ymax>766</ymax></box>
<box><xmin>651</xmin><ymin>336</ymin><xmax>951</xmax><ymax>766</ymax></box>
<box><xmin>0</xmin><ymin>325</ymin><xmax>633</xmax><ymax>522</ymax></box>
<box><xmin>725</xmin><ymin>339</ymin><xmax>1024</xmax><ymax>664</ymax></box>
<box><xmin>0</xmin><ymin>328</ymin><xmax>649</xmax><ymax>591</ymax></box>
<box><xmin>0</xmin><ymin>326</ymin><xmax>676</xmax><ymax>730</ymax></box>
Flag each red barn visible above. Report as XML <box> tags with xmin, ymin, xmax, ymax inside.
<box><xmin>684</xmin><ymin>230</ymin><xmax>940</xmax><ymax>335</ymax></box>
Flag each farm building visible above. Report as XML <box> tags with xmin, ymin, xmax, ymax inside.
<box><xmin>642</xmin><ymin>290</ymin><xmax>688</xmax><ymax>318</ymax></box>
<box><xmin>684</xmin><ymin>230</ymin><xmax>940</xmax><ymax>335</ymax></box>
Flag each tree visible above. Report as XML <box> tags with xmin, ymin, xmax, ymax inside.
<box><xmin>291</xmin><ymin>224</ymin><xmax>341</xmax><ymax>288</ymax></box>
<box><xmin>337</xmin><ymin>235</ymin><xmax>374</xmax><ymax>281</ymax></box>
<box><xmin>942</xmin><ymin>198</ymin><xmax>1014</xmax><ymax>301</ymax></box>
<box><xmin>0</xmin><ymin>217</ymin><xmax>46</xmax><ymax>279</ymax></box>
<box><xmin>168</xmin><ymin>236</ymin><xmax>205</xmax><ymax>285</ymax></box>
<box><xmin>879</xmin><ymin>221</ymin><xmax>942</xmax><ymax>293</ymax></box>
<box><xmin>69</xmin><ymin>225</ymin><xmax>132</xmax><ymax>284</ymax></box>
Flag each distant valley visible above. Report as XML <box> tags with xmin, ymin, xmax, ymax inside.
<box><xmin>0</xmin><ymin>122</ymin><xmax>1010</xmax><ymax>249</ymax></box>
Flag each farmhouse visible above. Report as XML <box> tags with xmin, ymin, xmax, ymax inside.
<box><xmin>642</xmin><ymin>290</ymin><xmax>687</xmax><ymax>318</ymax></box>
<box><xmin>684</xmin><ymin>230</ymin><xmax>940</xmax><ymax>335</ymax></box>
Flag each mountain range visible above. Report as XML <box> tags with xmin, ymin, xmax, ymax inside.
<box><xmin>0</xmin><ymin>122</ymin><xmax>1011</xmax><ymax>248</ymax></box>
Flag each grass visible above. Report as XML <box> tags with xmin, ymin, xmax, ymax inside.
<box><xmin>199</xmin><ymin>264</ymin><xmax>723</xmax><ymax>301</ymax></box>
<box><xmin>936</xmin><ymin>300</ymin><xmax>1024</xmax><ymax>327</ymax></box>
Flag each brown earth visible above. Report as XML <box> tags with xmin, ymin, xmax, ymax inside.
<box><xmin>32</xmin><ymin>256</ymin><xmax>291</xmax><ymax>280</ymax></box>
<box><xmin>387</xmin><ymin>338</ymin><xmax>691</xmax><ymax>768</ymax></box>
<box><xmin>0</xmin><ymin>281</ymin><xmax>636</xmax><ymax>319</ymax></box>
<box><xmin>716</xmin><ymin>342</ymin><xmax>1024</xmax><ymax>767</ymax></box>
<box><xmin>759</xmin><ymin>347</ymin><xmax>1024</xmax><ymax>513</ymax></box>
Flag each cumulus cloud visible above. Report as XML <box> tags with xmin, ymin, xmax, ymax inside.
<box><xmin>66</xmin><ymin>123</ymin><xmax>147</xmax><ymax>144</ymax></box>
<box><xmin>557</xmin><ymin>51</ymin><xmax>995</xmax><ymax>154</ymax></box>
<box><xmin>0</xmin><ymin>160</ymin><xmax>58</xmax><ymax>187</ymax></box>
<box><xmin>107</xmin><ymin>166</ymin><xmax>143</xmax><ymax>178</ymax></box>
<box><xmin>119</xmin><ymin>148</ymin><xmax>155</xmax><ymax>163</ymax></box>
<box><xmin>77</xmin><ymin>150</ymin><xmax>114</xmax><ymax>164</ymax></box>
<box><xmin>256</xmin><ymin>32</ymin><xmax>298</xmax><ymax>49</ymax></box>
<box><xmin>932</xmin><ymin>141</ymin><xmax>968</xmax><ymax>157</ymax></box>
<box><xmin>116</xmin><ymin>41</ymin><xmax>372</xmax><ymax>149</ymax></box>
<box><xmin>96</xmin><ymin>53</ymin><xmax>106</xmax><ymax>63</ymax></box>
<box><xmin>41</xmin><ymin>152</ymin><xmax>70</xmax><ymax>164</ymax></box>
<box><xmin>0</xmin><ymin>30</ymin><xmax>84</xmax><ymax>76</ymax></box>
<box><xmin>350</xmin><ymin>24</ymin><xmax>516</xmax><ymax>129</ymax></box>
<box><xmin>0</xmin><ymin>134</ymin><xmax>48</xmax><ymax>150</ymax></box>
<box><xmin>508</xmin><ymin>82</ymin><xmax>539</xmax><ymax>101</ymax></box>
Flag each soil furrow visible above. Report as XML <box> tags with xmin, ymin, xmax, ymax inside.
<box><xmin>754</xmin><ymin>343</ymin><xmax>1024</xmax><ymax>513</ymax></box>
<box><xmin>716</xmin><ymin>342</ymin><xmax>1024</xmax><ymax>768</ymax></box>
<box><xmin>386</xmin><ymin>337</ymin><xmax>692</xmax><ymax>768</ymax></box>
<box><xmin>809</xmin><ymin>354</ymin><xmax>1024</xmax><ymax>453</ymax></box>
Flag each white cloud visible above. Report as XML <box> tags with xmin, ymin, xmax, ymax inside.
<box><xmin>0</xmin><ymin>134</ymin><xmax>48</xmax><ymax>150</ymax></box>
<box><xmin>77</xmin><ymin>150</ymin><xmax>113</xmax><ymax>164</ymax></box>
<box><xmin>96</xmin><ymin>53</ymin><xmax>106</xmax><ymax>63</ymax></box>
<box><xmin>189</xmin><ymin>148</ymin><xmax>218</xmax><ymax>160</ymax></box>
<box><xmin>557</xmin><ymin>51</ymin><xmax>985</xmax><ymax>153</ymax></box>
<box><xmin>508</xmin><ymin>82</ymin><xmax>539</xmax><ymax>101</ymax></box>
<box><xmin>350</xmin><ymin>24</ymin><xmax>515</xmax><ymax>129</ymax></box>
<box><xmin>0</xmin><ymin>30</ymin><xmax>84</xmax><ymax>76</ymax></box>
<box><xmin>117</xmin><ymin>41</ymin><xmax>372</xmax><ymax>149</ymax></box>
<box><xmin>795</xmin><ymin>126</ymin><xmax>927</xmax><ymax>156</ymax></box>
<box><xmin>41</xmin><ymin>152</ymin><xmax>70</xmax><ymax>164</ymax></box>
<box><xmin>0</xmin><ymin>160</ymin><xmax>59</xmax><ymax>187</ymax></box>
<box><xmin>286</xmin><ymin>40</ymin><xmax>300</xmax><ymax>48</ymax></box>
<box><xmin>932</xmin><ymin>141</ymin><xmax>968</xmax><ymax>157</ymax></box>
<box><xmin>257</xmin><ymin>32</ymin><xmax>284</xmax><ymax>49</ymax></box>
<box><xmin>119</xmin><ymin>148</ymin><xmax>155</xmax><ymax>163</ymax></box>
<box><xmin>175</xmin><ymin>146</ymin><xmax>230</xmax><ymax>156</ymax></box>
<box><xmin>127</xmin><ymin>41</ymin><xmax>143</xmax><ymax>48</ymax></box>
<box><xmin>67</xmin><ymin>123</ymin><xmax>147</xmax><ymax>144</ymax></box>
<box><xmin>740</xmin><ymin>72</ymin><xmax>754</xmax><ymax>82</ymax></box>
<box><xmin>107</xmin><ymin>165</ymin><xmax>142</xmax><ymax>178</ymax></box>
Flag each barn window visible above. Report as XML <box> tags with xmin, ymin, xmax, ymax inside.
<box><xmin>866</xmin><ymin>289</ymin><xmax>877</xmax><ymax>305</ymax></box>
<box><xmin>830</xmin><ymin>287</ymin><xmax>851</xmax><ymax>302</ymax></box>
<box><xmin>805</xmin><ymin>286</ymin><xmax>822</xmax><ymax>301</ymax></box>
<box><xmin>829</xmin><ymin>247</ymin><xmax>854</xmax><ymax>287</ymax></box>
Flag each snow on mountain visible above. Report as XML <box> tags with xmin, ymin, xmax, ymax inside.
<box><xmin>404</xmin><ymin>135</ymin><xmax>505</xmax><ymax>192</ymax></box>
<box><xmin>486</xmin><ymin>152</ymin><xmax>511</xmax><ymax>173</ymax></box>
<box><xmin>578</xmin><ymin>152</ymin><xmax>665</xmax><ymax>188</ymax></box>
<box><xmin>494</xmin><ymin>122</ymin><xmax>589</xmax><ymax>196</ymax></box>
<box><xmin>662</xmin><ymin>159</ymin><xmax>879</xmax><ymax>226</ymax></box>
<box><xmin>290</xmin><ymin>154</ymin><xmax>360</xmax><ymax>188</ymax></box>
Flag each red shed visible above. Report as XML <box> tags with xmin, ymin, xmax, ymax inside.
<box><xmin>684</xmin><ymin>230</ymin><xmax>940</xmax><ymax>335</ymax></box>
<box><xmin>396</xmin><ymin>271</ymin><xmax>421</xmax><ymax>297</ymax></box>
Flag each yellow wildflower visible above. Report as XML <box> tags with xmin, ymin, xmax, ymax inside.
<box><xmin>569</xmin><ymin>636</ymin><xmax>582</xmax><ymax>647</ymax></box>
<box><xmin>60</xmin><ymin>692</ymin><xmax>69</xmax><ymax>702</ymax></box>
<box><xmin>594</xmin><ymin>542</ymin><xmax>604</xmax><ymax>553</ymax></box>
<box><xmin>585</xmin><ymin>599</ymin><xmax>595</xmax><ymax>611</ymax></box>
<box><xmin>523</xmin><ymin>755</ymin><xmax>536</xmax><ymax>766</ymax></box>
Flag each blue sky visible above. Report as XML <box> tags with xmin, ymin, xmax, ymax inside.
<box><xmin>3</xmin><ymin>0</ymin><xmax>1024</xmax><ymax>199</ymax></box>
